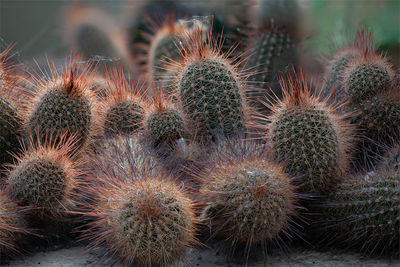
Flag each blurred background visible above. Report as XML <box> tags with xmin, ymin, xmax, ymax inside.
<box><xmin>0</xmin><ymin>0</ymin><xmax>399</xmax><ymax>69</ymax></box>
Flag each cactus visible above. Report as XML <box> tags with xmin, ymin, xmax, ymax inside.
<box><xmin>254</xmin><ymin>71</ymin><xmax>353</xmax><ymax>194</ymax></box>
<box><xmin>101</xmin><ymin>67</ymin><xmax>146</xmax><ymax>136</ymax></box>
<box><xmin>24</xmin><ymin>57</ymin><xmax>98</xmax><ymax>149</ymax></box>
<box><xmin>6</xmin><ymin>135</ymin><xmax>80</xmax><ymax>219</ymax></box>
<box><xmin>81</xmin><ymin>137</ymin><xmax>197</xmax><ymax>266</ymax></box>
<box><xmin>170</xmin><ymin>31</ymin><xmax>249</xmax><ymax>141</ymax></box>
<box><xmin>348</xmin><ymin>89</ymin><xmax>400</xmax><ymax>168</ymax></box>
<box><xmin>254</xmin><ymin>0</ymin><xmax>299</xmax><ymax>31</ymax></box>
<box><xmin>316</xmin><ymin>169</ymin><xmax>400</xmax><ymax>255</ymax></box>
<box><xmin>380</xmin><ymin>143</ymin><xmax>400</xmax><ymax>171</ymax></box>
<box><xmin>341</xmin><ymin>36</ymin><xmax>394</xmax><ymax>100</ymax></box>
<box><xmin>0</xmin><ymin>190</ymin><xmax>27</xmax><ymax>257</ymax></box>
<box><xmin>200</xmin><ymin>138</ymin><xmax>297</xmax><ymax>255</ymax></box>
<box><xmin>143</xmin><ymin>89</ymin><xmax>185</xmax><ymax>145</ymax></box>
<box><xmin>246</xmin><ymin>22</ymin><xmax>297</xmax><ymax>113</ymax></box>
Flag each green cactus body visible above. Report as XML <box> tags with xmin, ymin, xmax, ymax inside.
<box><xmin>349</xmin><ymin>94</ymin><xmax>400</xmax><ymax>166</ymax></box>
<box><xmin>91</xmin><ymin>178</ymin><xmax>196</xmax><ymax>266</ymax></box>
<box><xmin>320</xmin><ymin>170</ymin><xmax>400</xmax><ymax>254</ymax></box>
<box><xmin>145</xmin><ymin>108</ymin><xmax>184</xmax><ymax>144</ymax></box>
<box><xmin>104</xmin><ymin>101</ymin><xmax>144</xmax><ymax>135</ymax></box>
<box><xmin>270</xmin><ymin>106</ymin><xmax>342</xmax><ymax>193</ymax></box>
<box><xmin>257</xmin><ymin>0</ymin><xmax>299</xmax><ymax>28</ymax></box>
<box><xmin>0</xmin><ymin>97</ymin><xmax>21</xmax><ymax>165</ymax></box>
<box><xmin>344</xmin><ymin>63</ymin><xmax>392</xmax><ymax>100</ymax></box>
<box><xmin>178</xmin><ymin>59</ymin><xmax>245</xmax><ymax>139</ymax></box>
<box><xmin>324</xmin><ymin>50</ymin><xmax>359</xmax><ymax>100</ymax></box>
<box><xmin>7</xmin><ymin>158</ymin><xmax>69</xmax><ymax>216</ymax></box>
<box><xmin>202</xmin><ymin>159</ymin><xmax>295</xmax><ymax>245</ymax></box>
<box><xmin>28</xmin><ymin>87</ymin><xmax>92</xmax><ymax>148</ymax></box>
<box><xmin>247</xmin><ymin>26</ymin><xmax>297</xmax><ymax>111</ymax></box>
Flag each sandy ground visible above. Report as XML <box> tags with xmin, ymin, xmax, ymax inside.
<box><xmin>3</xmin><ymin>246</ymin><xmax>400</xmax><ymax>267</ymax></box>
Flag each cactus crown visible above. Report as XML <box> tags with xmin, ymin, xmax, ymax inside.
<box><xmin>24</xmin><ymin>56</ymin><xmax>99</xmax><ymax>149</ymax></box>
<box><xmin>6</xmin><ymin>134</ymin><xmax>81</xmax><ymax>218</ymax></box>
<box><xmin>168</xmin><ymin>29</ymin><xmax>249</xmax><ymax>140</ymax></box>
<box><xmin>144</xmin><ymin>87</ymin><xmax>185</xmax><ymax>144</ymax></box>
<box><xmin>254</xmin><ymin>70</ymin><xmax>353</xmax><ymax>193</ymax></box>
<box><xmin>92</xmin><ymin>178</ymin><xmax>196</xmax><ymax>266</ymax></box>
<box><xmin>101</xmin><ymin>66</ymin><xmax>146</xmax><ymax>136</ymax></box>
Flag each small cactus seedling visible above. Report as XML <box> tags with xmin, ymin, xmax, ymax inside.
<box><xmin>143</xmin><ymin>88</ymin><xmax>185</xmax><ymax>145</ymax></box>
<box><xmin>81</xmin><ymin>141</ymin><xmax>197</xmax><ymax>266</ymax></box>
<box><xmin>200</xmin><ymin>138</ymin><xmax>297</xmax><ymax>257</ymax></box>
<box><xmin>316</xmin><ymin>169</ymin><xmax>400</xmax><ymax>255</ymax></box>
<box><xmin>6</xmin><ymin>135</ymin><xmax>81</xmax><ymax>219</ymax></box>
<box><xmin>254</xmin><ymin>70</ymin><xmax>353</xmax><ymax>194</ymax></box>
<box><xmin>23</xmin><ymin>56</ymin><xmax>99</xmax><ymax>150</ymax></box>
<box><xmin>169</xmin><ymin>29</ymin><xmax>249</xmax><ymax>141</ymax></box>
<box><xmin>0</xmin><ymin>190</ymin><xmax>27</xmax><ymax>257</ymax></box>
<box><xmin>101</xmin><ymin>66</ymin><xmax>146</xmax><ymax>136</ymax></box>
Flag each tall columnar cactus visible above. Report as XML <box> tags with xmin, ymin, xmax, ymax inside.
<box><xmin>6</xmin><ymin>136</ymin><xmax>81</xmax><ymax>219</ymax></box>
<box><xmin>246</xmin><ymin>22</ymin><xmax>297</xmax><ymax>113</ymax></box>
<box><xmin>254</xmin><ymin>0</ymin><xmax>299</xmax><ymax>31</ymax></box>
<box><xmin>254</xmin><ymin>71</ymin><xmax>353</xmax><ymax>194</ymax></box>
<box><xmin>316</xmin><ymin>169</ymin><xmax>400</xmax><ymax>255</ymax></box>
<box><xmin>0</xmin><ymin>190</ymin><xmax>27</xmax><ymax>257</ymax></box>
<box><xmin>143</xmin><ymin>89</ymin><xmax>185</xmax><ymax>145</ymax></box>
<box><xmin>23</xmin><ymin>57</ymin><xmax>99</xmax><ymax>150</ymax></box>
<box><xmin>81</xmin><ymin>138</ymin><xmax>197</xmax><ymax>266</ymax></box>
<box><xmin>170</xmin><ymin>30</ymin><xmax>249</xmax><ymax>141</ymax></box>
<box><xmin>200</xmin><ymin>139</ymin><xmax>297</xmax><ymax>255</ymax></box>
<box><xmin>101</xmin><ymin>67</ymin><xmax>146</xmax><ymax>136</ymax></box>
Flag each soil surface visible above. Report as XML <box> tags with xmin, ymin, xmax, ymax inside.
<box><xmin>3</xmin><ymin>246</ymin><xmax>400</xmax><ymax>267</ymax></box>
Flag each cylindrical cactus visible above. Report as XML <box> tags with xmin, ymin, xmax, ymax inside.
<box><xmin>23</xmin><ymin>56</ymin><xmax>99</xmax><ymax>150</ymax></box>
<box><xmin>0</xmin><ymin>190</ymin><xmax>27</xmax><ymax>257</ymax></box>
<box><xmin>316</xmin><ymin>169</ymin><xmax>400</xmax><ymax>255</ymax></box>
<box><xmin>254</xmin><ymin>70</ymin><xmax>353</xmax><ymax>194</ymax></box>
<box><xmin>101</xmin><ymin>67</ymin><xmax>146</xmax><ymax>136</ymax></box>
<box><xmin>81</xmin><ymin>137</ymin><xmax>197</xmax><ymax>266</ymax></box>
<box><xmin>200</xmin><ymin>138</ymin><xmax>297</xmax><ymax>256</ymax></box>
<box><xmin>169</xmin><ymin>30</ymin><xmax>249</xmax><ymax>141</ymax></box>
<box><xmin>348</xmin><ymin>89</ymin><xmax>400</xmax><ymax>168</ymax></box>
<box><xmin>6</xmin><ymin>135</ymin><xmax>81</xmax><ymax>219</ymax></box>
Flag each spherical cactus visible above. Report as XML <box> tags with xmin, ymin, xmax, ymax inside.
<box><xmin>6</xmin><ymin>135</ymin><xmax>80</xmax><ymax>219</ymax></box>
<box><xmin>200</xmin><ymin>138</ymin><xmax>297</xmax><ymax>255</ymax></box>
<box><xmin>0</xmin><ymin>190</ymin><xmax>27</xmax><ymax>257</ymax></box>
<box><xmin>169</xmin><ymin>30</ymin><xmax>249</xmax><ymax>141</ymax></box>
<box><xmin>342</xmin><ymin>52</ymin><xmax>394</xmax><ymax>101</ymax></box>
<box><xmin>347</xmin><ymin>88</ymin><xmax>400</xmax><ymax>169</ymax></box>
<box><xmin>143</xmin><ymin>89</ymin><xmax>185</xmax><ymax>145</ymax></box>
<box><xmin>23</xmin><ymin>56</ymin><xmax>99</xmax><ymax>150</ymax></box>
<box><xmin>101</xmin><ymin>67</ymin><xmax>146</xmax><ymax>136</ymax></box>
<box><xmin>81</xmin><ymin>138</ymin><xmax>197</xmax><ymax>266</ymax></box>
<box><xmin>316</xmin><ymin>169</ymin><xmax>400</xmax><ymax>255</ymax></box>
<box><xmin>254</xmin><ymin>71</ymin><xmax>353</xmax><ymax>194</ymax></box>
